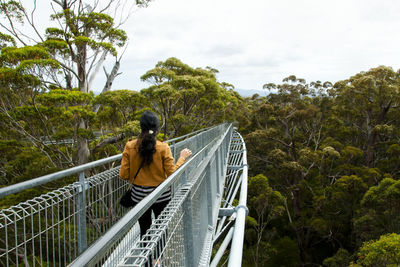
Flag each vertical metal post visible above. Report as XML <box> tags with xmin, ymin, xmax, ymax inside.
<box><xmin>206</xmin><ymin>163</ymin><xmax>213</xmax><ymax>226</ymax></box>
<box><xmin>202</xmin><ymin>132</ymin><xmax>206</xmax><ymax>159</ymax></box>
<box><xmin>182</xmin><ymin>169</ymin><xmax>195</xmax><ymax>267</ymax></box>
<box><xmin>215</xmin><ymin>147</ymin><xmax>221</xmax><ymax>195</ymax></box>
<box><xmin>77</xmin><ymin>171</ymin><xmax>87</xmax><ymax>253</ymax></box>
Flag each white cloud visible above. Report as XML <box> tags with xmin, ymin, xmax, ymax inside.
<box><xmin>12</xmin><ymin>0</ymin><xmax>400</xmax><ymax>91</ymax></box>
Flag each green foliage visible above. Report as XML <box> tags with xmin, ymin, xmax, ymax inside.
<box><xmin>322</xmin><ymin>146</ymin><xmax>340</xmax><ymax>158</ymax></box>
<box><xmin>242</xmin><ymin>241</ymin><xmax>272</xmax><ymax>267</ymax></box>
<box><xmin>355</xmin><ymin>178</ymin><xmax>400</xmax><ymax>244</ymax></box>
<box><xmin>0</xmin><ymin>32</ymin><xmax>16</xmax><ymax>48</ymax></box>
<box><xmin>265</xmin><ymin>236</ymin><xmax>301</xmax><ymax>267</ymax></box>
<box><xmin>94</xmin><ymin>89</ymin><xmax>144</xmax><ymax>127</ymax></box>
<box><xmin>117</xmin><ymin>120</ymin><xmax>141</xmax><ymax>136</ymax></box>
<box><xmin>356</xmin><ymin>233</ymin><xmax>400</xmax><ymax>266</ymax></box>
<box><xmin>1</xmin><ymin>45</ymin><xmax>50</xmax><ymax>63</ymax></box>
<box><xmin>387</xmin><ymin>144</ymin><xmax>400</xmax><ymax>155</ymax></box>
<box><xmin>243</xmin><ymin>66</ymin><xmax>400</xmax><ymax>266</ymax></box>
<box><xmin>45</xmin><ymin>7</ymin><xmax>127</xmax><ymax>58</ymax></box>
<box><xmin>0</xmin><ymin>45</ymin><xmax>59</xmax><ymax>98</ymax></box>
<box><xmin>248</xmin><ymin>174</ymin><xmax>285</xmax><ymax>220</ymax></box>
<box><xmin>38</xmin><ymin>89</ymin><xmax>94</xmax><ymax>105</ymax></box>
<box><xmin>323</xmin><ymin>248</ymin><xmax>352</xmax><ymax>267</ymax></box>
<box><xmin>245</xmin><ymin>174</ymin><xmax>286</xmax><ymax>266</ymax></box>
<box><xmin>0</xmin><ymin>1</ymin><xmax>24</xmax><ymax>23</ymax></box>
<box><xmin>332</xmin><ymin>66</ymin><xmax>400</xmax><ymax>167</ymax></box>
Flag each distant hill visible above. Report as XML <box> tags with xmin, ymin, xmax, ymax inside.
<box><xmin>234</xmin><ymin>88</ymin><xmax>268</xmax><ymax>97</ymax></box>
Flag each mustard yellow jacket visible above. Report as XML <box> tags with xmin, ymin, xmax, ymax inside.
<box><xmin>119</xmin><ymin>139</ymin><xmax>185</xmax><ymax>187</ymax></box>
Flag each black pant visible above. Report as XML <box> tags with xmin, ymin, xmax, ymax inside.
<box><xmin>138</xmin><ymin>200</ymin><xmax>169</xmax><ymax>236</ymax></box>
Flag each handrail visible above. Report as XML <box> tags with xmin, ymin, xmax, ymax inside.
<box><xmin>166</xmin><ymin>126</ymin><xmax>212</xmax><ymax>144</ymax></box>
<box><xmin>0</xmin><ymin>154</ymin><xmax>121</xmax><ymax>198</ymax></box>
<box><xmin>228</xmin><ymin>132</ymin><xmax>248</xmax><ymax>266</ymax></box>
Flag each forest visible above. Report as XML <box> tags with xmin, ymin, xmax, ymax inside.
<box><xmin>1</xmin><ymin>0</ymin><xmax>400</xmax><ymax>266</ymax></box>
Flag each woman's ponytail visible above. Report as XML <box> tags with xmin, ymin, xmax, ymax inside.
<box><xmin>138</xmin><ymin>132</ymin><xmax>156</xmax><ymax>166</ymax></box>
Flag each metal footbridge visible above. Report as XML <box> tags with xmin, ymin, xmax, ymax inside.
<box><xmin>0</xmin><ymin>123</ymin><xmax>248</xmax><ymax>266</ymax></box>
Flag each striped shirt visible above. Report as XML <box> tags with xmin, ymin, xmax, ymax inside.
<box><xmin>130</xmin><ymin>184</ymin><xmax>172</xmax><ymax>204</ymax></box>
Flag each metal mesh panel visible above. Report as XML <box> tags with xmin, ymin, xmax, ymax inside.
<box><xmin>1</xmin><ymin>184</ymin><xmax>78</xmax><ymax>266</ymax></box>
<box><xmin>0</xmin><ymin>167</ymin><xmax>129</xmax><ymax>267</ymax></box>
<box><xmin>85</xmin><ymin>168</ymin><xmax>130</xmax><ymax>244</ymax></box>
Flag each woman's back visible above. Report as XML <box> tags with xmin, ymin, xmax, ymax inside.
<box><xmin>119</xmin><ymin>139</ymin><xmax>185</xmax><ymax>187</ymax></box>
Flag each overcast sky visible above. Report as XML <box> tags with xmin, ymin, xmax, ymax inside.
<box><xmin>15</xmin><ymin>0</ymin><xmax>400</xmax><ymax>92</ymax></box>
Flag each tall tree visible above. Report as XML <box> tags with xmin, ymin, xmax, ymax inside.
<box><xmin>354</xmin><ymin>177</ymin><xmax>400</xmax><ymax>244</ymax></box>
<box><xmin>355</xmin><ymin>233</ymin><xmax>400</xmax><ymax>266</ymax></box>
<box><xmin>0</xmin><ymin>0</ymin><xmax>150</xmax><ymax>164</ymax></box>
<box><xmin>245</xmin><ymin>174</ymin><xmax>285</xmax><ymax>266</ymax></box>
<box><xmin>332</xmin><ymin>66</ymin><xmax>400</xmax><ymax>167</ymax></box>
<box><xmin>141</xmin><ymin>57</ymin><xmax>241</xmax><ymax>137</ymax></box>
<box><xmin>0</xmin><ymin>39</ymin><xmax>64</xmax><ymax>187</ymax></box>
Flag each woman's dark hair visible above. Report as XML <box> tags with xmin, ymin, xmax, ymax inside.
<box><xmin>138</xmin><ymin>111</ymin><xmax>160</xmax><ymax>166</ymax></box>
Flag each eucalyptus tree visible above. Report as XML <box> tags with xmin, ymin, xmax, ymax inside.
<box><xmin>354</xmin><ymin>177</ymin><xmax>400</xmax><ymax>245</ymax></box>
<box><xmin>91</xmin><ymin>89</ymin><xmax>144</xmax><ymax>157</ymax></box>
<box><xmin>0</xmin><ymin>0</ymin><xmax>151</xmax><ymax>164</ymax></box>
<box><xmin>0</xmin><ymin>37</ymin><xmax>63</xmax><ymax>187</ymax></box>
<box><xmin>355</xmin><ymin>233</ymin><xmax>400</xmax><ymax>266</ymax></box>
<box><xmin>245</xmin><ymin>174</ymin><xmax>285</xmax><ymax>266</ymax></box>
<box><xmin>323</xmin><ymin>175</ymin><xmax>368</xmax><ymax>251</ymax></box>
<box><xmin>140</xmin><ymin>57</ymin><xmax>241</xmax><ymax>137</ymax></box>
<box><xmin>332</xmin><ymin>66</ymin><xmax>400</xmax><ymax>168</ymax></box>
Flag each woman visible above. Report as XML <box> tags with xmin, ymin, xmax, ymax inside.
<box><xmin>119</xmin><ymin>111</ymin><xmax>192</xmax><ymax>235</ymax></box>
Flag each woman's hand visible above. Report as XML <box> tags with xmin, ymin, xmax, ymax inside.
<box><xmin>180</xmin><ymin>148</ymin><xmax>192</xmax><ymax>160</ymax></box>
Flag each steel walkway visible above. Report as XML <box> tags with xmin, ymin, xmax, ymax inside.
<box><xmin>0</xmin><ymin>123</ymin><xmax>248</xmax><ymax>267</ymax></box>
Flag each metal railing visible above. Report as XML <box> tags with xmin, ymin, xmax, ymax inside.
<box><xmin>226</xmin><ymin>132</ymin><xmax>248</xmax><ymax>266</ymax></box>
<box><xmin>69</xmin><ymin>127</ymin><xmax>249</xmax><ymax>267</ymax></box>
<box><xmin>70</xmin><ymin>124</ymin><xmax>234</xmax><ymax>267</ymax></box>
<box><xmin>0</xmin><ymin>124</ymin><xmax>229</xmax><ymax>267</ymax></box>
<box><xmin>208</xmin><ymin>131</ymin><xmax>248</xmax><ymax>267</ymax></box>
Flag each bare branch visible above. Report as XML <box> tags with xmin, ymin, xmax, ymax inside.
<box><xmin>52</xmin><ymin>0</ymin><xmax>63</xmax><ymax>7</ymax></box>
<box><xmin>118</xmin><ymin>41</ymin><xmax>129</xmax><ymax>61</ymax></box>
<box><xmin>87</xmin><ymin>50</ymin><xmax>107</xmax><ymax>90</ymax></box>
<box><xmin>0</xmin><ymin>100</ymin><xmax>58</xmax><ymax>167</ymax></box>
<box><xmin>21</xmin><ymin>0</ymin><xmax>44</xmax><ymax>42</ymax></box>
<box><xmin>91</xmin><ymin>133</ymin><xmax>125</xmax><ymax>153</ymax></box>
<box><xmin>99</xmin><ymin>0</ymin><xmax>114</xmax><ymax>14</ymax></box>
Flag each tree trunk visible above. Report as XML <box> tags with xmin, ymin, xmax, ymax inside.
<box><xmin>77</xmin><ymin>119</ymin><xmax>89</xmax><ymax>165</ymax></box>
<box><xmin>93</xmin><ymin>60</ymin><xmax>121</xmax><ymax>113</ymax></box>
<box><xmin>77</xmin><ymin>43</ymin><xmax>89</xmax><ymax>165</ymax></box>
<box><xmin>366</xmin><ymin>132</ymin><xmax>376</xmax><ymax>168</ymax></box>
<box><xmin>163</xmin><ymin>115</ymin><xmax>168</xmax><ymax>139</ymax></box>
